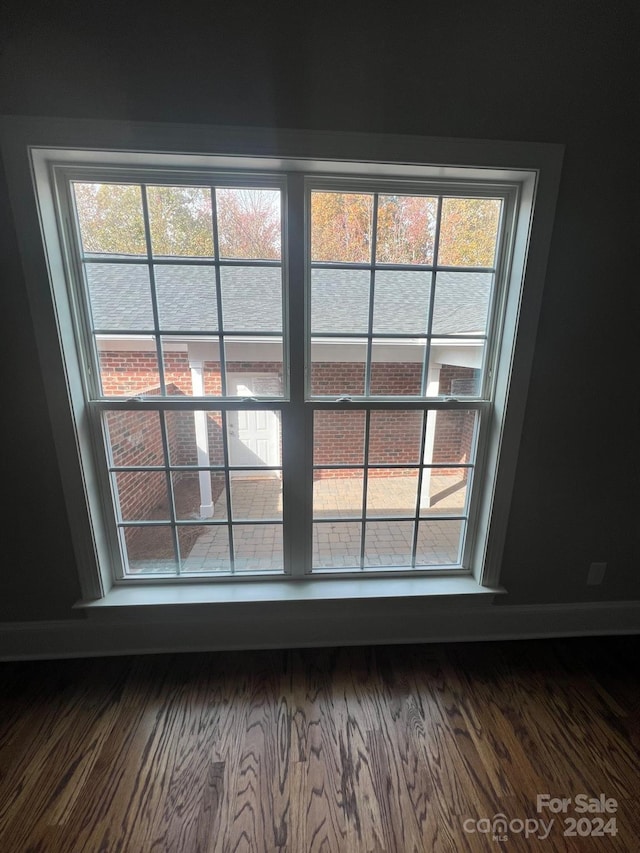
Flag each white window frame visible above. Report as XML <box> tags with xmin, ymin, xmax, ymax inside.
<box><xmin>0</xmin><ymin>117</ymin><xmax>563</xmax><ymax>606</ymax></box>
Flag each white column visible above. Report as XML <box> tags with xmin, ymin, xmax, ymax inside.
<box><xmin>189</xmin><ymin>359</ymin><xmax>214</xmax><ymax>519</ymax></box>
<box><xmin>421</xmin><ymin>364</ymin><xmax>442</xmax><ymax>509</ymax></box>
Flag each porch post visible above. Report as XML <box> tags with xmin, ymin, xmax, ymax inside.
<box><xmin>189</xmin><ymin>358</ymin><xmax>214</xmax><ymax>519</ymax></box>
<box><xmin>422</xmin><ymin>364</ymin><xmax>442</xmax><ymax>508</ymax></box>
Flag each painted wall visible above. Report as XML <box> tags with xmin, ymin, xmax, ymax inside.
<box><xmin>0</xmin><ymin>0</ymin><xmax>637</xmax><ymax>622</ymax></box>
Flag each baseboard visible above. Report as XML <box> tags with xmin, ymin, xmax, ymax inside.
<box><xmin>1</xmin><ymin>599</ymin><xmax>639</xmax><ymax>660</ymax></box>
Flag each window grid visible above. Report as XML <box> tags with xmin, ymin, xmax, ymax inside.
<box><xmin>106</xmin><ymin>408</ymin><xmax>284</xmax><ymax>576</ymax></box>
<box><xmin>72</xmin><ymin>180</ymin><xmax>286</xmax><ymax>402</ymax></box>
<box><xmin>311</xmin><ymin>407</ymin><xmax>477</xmax><ymax>571</ymax></box>
<box><xmin>64</xmin><ymin>172</ymin><xmax>505</xmax><ymax>581</ymax></box>
<box><xmin>308</xmin><ymin>190</ymin><xmax>499</xmax><ymax>401</ymax></box>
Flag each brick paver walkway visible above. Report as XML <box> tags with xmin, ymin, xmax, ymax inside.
<box><xmin>182</xmin><ymin>473</ymin><xmax>467</xmax><ymax>572</ymax></box>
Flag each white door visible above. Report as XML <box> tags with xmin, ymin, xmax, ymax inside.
<box><xmin>228</xmin><ymin>376</ymin><xmax>281</xmax><ymax>476</ymax></box>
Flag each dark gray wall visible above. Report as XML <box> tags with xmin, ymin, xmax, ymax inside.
<box><xmin>1</xmin><ymin>0</ymin><xmax>637</xmax><ymax>620</ymax></box>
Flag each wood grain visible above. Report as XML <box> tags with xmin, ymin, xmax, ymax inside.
<box><xmin>0</xmin><ymin>637</ymin><xmax>638</xmax><ymax>852</ymax></box>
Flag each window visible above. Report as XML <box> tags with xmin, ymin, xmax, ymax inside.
<box><xmin>0</xmin><ymin>119</ymin><xmax>562</xmax><ymax>600</ymax></box>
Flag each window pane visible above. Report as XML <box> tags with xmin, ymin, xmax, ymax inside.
<box><xmin>114</xmin><ymin>471</ymin><xmax>170</xmax><ymax>521</ymax></box>
<box><xmin>311</xmin><ymin>191</ymin><xmax>373</xmax><ymax>263</ymax></box>
<box><xmin>311</xmin><ymin>269</ymin><xmax>370</xmax><ymax>334</ymax></box>
<box><xmin>233</xmin><ymin>524</ymin><xmax>283</xmax><ymax>570</ymax></box>
<box><xmin>178</xmin><ymin>525</ymin><xmax>230</xmax><ymax>572</ymax></box>
<box><xmin>104</xmin><ymin>410</ymin><xmax>164</xmax><ymax>467</ymax></box>
<box><xmin>216</xmin><ymin>188</ymin><xmax>281</xmax><ymax>260</ymax></box>
<box><xmin>86</xmin><ymin>264</ymin><xmax>154</xmax><ymax>330</ymax></box>
<box><xmin>98</xmin><ymin>337</ymin><xmax>161</xmax><ymax>396</ymax></box>
<box><xmin>370</xmin><ymin>342</ymin><xmax>425</xmax><ymax>396</ymax></box>
<box><xmin>121</xmin><ymin>526</ymin><xmax>178</xmax><ymax>574</ymax></box>
<box><xmin>314</xmin><ymin>410</ymin><xmax>366</xmax><ymax>465</ymax></box>
<box><xmin>220</xmin><ymin>266</ymin><xmax>282</xmax><ymax>332</ymax></box>
<box><xmin>163</xmin><ymin>337</ymin><xmax>221</xmax><ymax>396</ymax></box>
<box><xmin>420</xmin><ymin>468</ymin><xmax>470</xmax><ymax>516</ymax></box>
<box><xmin>310</xmin><ymin>342</ymin><xmax>367</xmax><ymax>396</ymax></box>
<box><xmin>376</xmin><ymin>195</ymin><xmax>437</xmax><ymax>264</ymax></box>
<box><xmin>438</xmin><ymin>198</ymin><xmax>501</xmax><ymax>267</ymax></box>
<box><xmin>147</xmin><ymin>186</ymin><xmax>214</xmax><ymax>257</ymax></box>
<box><xmin>424</xmin><ymin>409</ymin><xmax>477</xmax><ymax>466</ymax></box>
<box><xmin>172</xmin><ymin>471</ymin><xmax>227</xmax><ymax>520</ymax></box>
<box><xmin>73</xmin><ymin>182</ymin><xmax>146</xmax><ymax>256</ymax></box>
<box><xmin>369</xmin><ymin>410</ymin><xmax>423</xmax><ymax>464</ymax></box>
<box><xmin>313</xmin><ymin>469</ymin><xmax>363</xmax><ymax>519</ymax></box>
<box><xmin>366</xmin><ymin>469</ymin><xmax>418</xmax><ymax>517</ymax></box>
<box><xmin>415</xmin><ymin>519</ymin><xmax>463</xmax><ymax>564</ymax></box>
<box><xmin>230</xmin><ymin>473</ymin><xmax>282</xmax><ymax>521</ymax></box>
<box><xmin>432</xmin><ymin>272</ymin><xmax>493</xmax><ymax>335</ymax></box>
<box><xmin>363</xmin><ymin>521</ymin><xmax>414</xmax><ymax>567</ymax></box>
<box><xmin>155</xmin><ymin>265</ymin><xmax>218</xmax><ymax>331</ymax></box>
<box><xmin>165</xmin><ymin>410</ymin><xmax>225</xmax><ymax>466</ymax></box>
<box><xmin>227</xmin><ymin>409</ymin><xmax>282</xmax><ymax>467</ymax></box>
<box><xmin>372</xmin><ymin>270</ymin><xmax>431</xmax><ymax>335</ymax></box>
<box><xmin>313</xmin><ymin>522</ymin><xmax>361</xmax><ymax>568</ymax></box>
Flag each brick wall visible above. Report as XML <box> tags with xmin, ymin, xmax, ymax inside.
<box><xmin>312</xmin><ymin>362</ymin><xmax>476</xmax><ymax>477</ymax></box>
<box><xmin>105</xmin><ymin>409</ymin><xmax>167</xmax><ymax>523</ymax></box>
<box><xmin>100</xmin><ymin>352</ymin><xmax>476</xmax><ymax>500</ymax></box>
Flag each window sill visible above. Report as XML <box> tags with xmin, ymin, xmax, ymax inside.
<box><xmin>76</xmin><ymin>574</ymin><xmax>505</xmax><ymax>612</ymax></box>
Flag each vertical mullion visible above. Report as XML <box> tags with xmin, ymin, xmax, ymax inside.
<box><xmin>420</xmin><ymin>196</ymin><xmax>443</xmax><ymax>397</ymax></box>
<box><xmin>158</xmin><ymin>411</ymin><xmax>180</xmax><ymax>575</ymax></box>
<box><xmin>411</xmin><ymin>409</ymin><xmax>430</xmax><ymax>568</ymax></box>
<box><xmin>284</xmin><ymin>174</ymin><xmax>309</xmax><ymax>576</ymax></box>
<box><xmin>210</xmin><ymin>189</ymin><xmax>228</xmax><ymax>397</ymax></box>
<box><xmin>364</xmin><ymin>194</ymin><xmax>379</xmax><ymax>396</ymax></box>
<box><xmin>140</xmin><ymin>185</ymin><xmax>167</xmax><ymax>395</ymax></box>
<box><xmin>359</xmin><ymin>408</ymin><xmax>372</xmax><ymax>570</ymax></box>
<box><xmin>220</xmin><ymin>410</ymin><xmax>235</xmax><ymax>573</ymax></box>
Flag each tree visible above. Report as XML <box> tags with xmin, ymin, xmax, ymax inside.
<box><xmin>73</xmin><ymin>183</ymin><xmax>281</xmax><ymax>259</ymax></box>
<box><xmin>74</xmin><ymin>182</ymin><xmax>147</xmax><ymax>255</ymax></box>
<box><xmin>311</xmin><ymin>191</ymin><xmax>373</xmax><ymax>262</ymax></box>
<box><xmin>216</xmin><ymin>188</ymin><xmax>280</xmax><ymax>259</ymax></box>
<box><xmin>74</xmin><ymin>182</ymin><xmax>501</xmax><ymax>268</ymax></box>
<box><xmin>376</xmin><ymin>194</ymin><xmax>437</xmax><ymax>264</ymax></box>
<box><xmin>310</xmin><ymin>191</ymin><xmax>500</xmax><ymax>267</ymax></box>
<box><xmin>438</xmin><ymin>198</ymin><xmax>501</xmax><ymax>267</ymax></box>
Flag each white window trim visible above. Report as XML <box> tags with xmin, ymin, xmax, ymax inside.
<box><xmin>0</xmin><ymin>116</ymin><xmax>563</xmax><ymax>608</ymax></box>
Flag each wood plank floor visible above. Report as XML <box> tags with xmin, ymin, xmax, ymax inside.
<box><xmin>0</xmin><ymin>636</ymin><xmax>638</xmax><ymax>852</ymax></box>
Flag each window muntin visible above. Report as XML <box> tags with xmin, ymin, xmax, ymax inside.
<box><xmin>59</xmin><ymin>170</ymin><xmax>512</xmax><ymax>581</ymax></box>
<box><xmin>311</xmin><ymin>407</ymin><xmax>477</xmax><ymax>572</ymax></box>
<box><xmin>308</xmin><ymin>188</ymin><xmax>502</xmax><ymax>401</ymax></box>
<box><xmin>72</xmin><ymin>181</ymin><xmax>286</xmax><ymax>401</ymax></box>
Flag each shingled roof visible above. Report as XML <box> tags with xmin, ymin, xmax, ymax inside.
<box><xmin>86</xmin><ymin>263</ymin><xmax>492</xmax><ymax>337</ymax></box>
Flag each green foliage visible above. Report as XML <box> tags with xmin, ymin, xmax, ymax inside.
<box><xmin>74</xmin><ymin>183</ymin><xmax>147</xmax><ymax>255</ymax></box>
<box><xmin>147</xmin><ymin>186</ymin><xmax>214</xmax><ymax>256</ymax></box>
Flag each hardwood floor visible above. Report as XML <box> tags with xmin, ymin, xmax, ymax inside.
<box><xmin>0</xmin><ymin>636</ymin><xmax>638</xmax><ymax>852</ymax></box>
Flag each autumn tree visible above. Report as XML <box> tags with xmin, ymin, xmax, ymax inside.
<box><xmin>74</xmin><ymin>182</ymin><xmax>500</xmax><ymax>267</ymax></box>
<box><xmin>73</xmin><ymin>183</ymin><xmax>281</xmax><ymax>259</ymax></box>
<box><xmin>311</xmin><ymin>192</ymin><xmax>373</xmax><ymax>262</ymax></box>
<box><xmin>310</xmin><ymin>190</ymin><xmax>500</xmax><ymax>267</ymax></box>
<box><xmin>437</xmin><ymin>198</ymin><xmax>501</xmax><ymax>267</ymax></box>
<box><xmin>376</xmin><ymin>195</ymin><xmax>437</xmax><ymax>264</ymax></box>
<box><xmin>216</xmin><ymin>188</ymin><xmax>280</xmax><ymax>259</ymax></box>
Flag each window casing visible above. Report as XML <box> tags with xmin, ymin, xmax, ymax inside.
<box><xmin>1</xmin><ymin>119</ymin><xmax>562</xmax><ymax>599</ymax></box>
